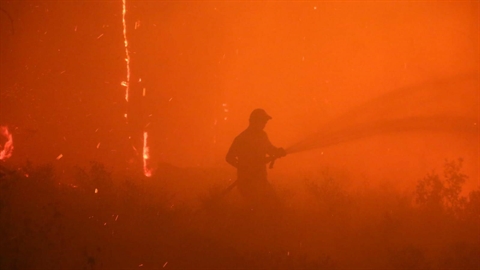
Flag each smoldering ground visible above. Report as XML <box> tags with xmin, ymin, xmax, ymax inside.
<box><xmin>1</xmin><ymin>158</ymin><xmax>479</xmax><ymax>269</ymax></box>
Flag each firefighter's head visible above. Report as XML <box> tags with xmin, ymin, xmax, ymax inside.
<box><xmin>249</xmin><ymin>108</ymin><xmax>271</xmax><ymax>130</ymax></box>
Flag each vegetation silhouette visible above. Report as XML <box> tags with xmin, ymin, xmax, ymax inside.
<box><xmin>1</xmin><ymin>158</ymin><xmax>479</xmax><ymax>269</ymax></box>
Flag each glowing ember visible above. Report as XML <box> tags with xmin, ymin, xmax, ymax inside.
<box><xmin>122</xmin><ymin>0</ymin><xmax>131</xmax><ymax>104</ymax></box>
<box><xmin>121</xmin><ymin>0</ymin><xmax>153</xmax><ymax>177</ymax></box>
<box><xmin>143</xmin><ymin>131</ymin><xmax>152</xmax><ymax>177</ymax></box>
<box><xmin>0</xmin><ymin>126</ymin><xmax>13</xmax><ymax>161</ymax></box>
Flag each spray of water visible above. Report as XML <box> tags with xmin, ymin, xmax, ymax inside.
<box><xmin>287</xmin><ymin>115</ymin><xmax>477</xmax><ymax>154</ymax></box>
<box><xmin>286</xmin><ymin>74</ymin><xmax>479</xmax><ymax>154</ymax></box>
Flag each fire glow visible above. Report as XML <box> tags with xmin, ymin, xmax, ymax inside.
<box><xmin>0</xmin><ymin>126</ymin><xmax>13</xmax><ymax>161</ymax></box>
<box><xmin>143</xmin><ymin>131</ymin><xmax>152</xmax><ymax>177</ymax></box>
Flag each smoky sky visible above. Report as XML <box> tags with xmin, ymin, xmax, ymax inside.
<box><xmin>0</xmin><ymin>1</ymin><xmax>478</xmax><ymax>185</ymax></box>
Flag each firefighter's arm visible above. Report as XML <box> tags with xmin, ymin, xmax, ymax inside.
<box><xmin>265</xmin><ymin>148</ymin><xmax>286</xmax><ymax>163</ymax></box>
<box><xmin>265</xmin><ymin>134</ymin><xmax>285</xmax><ymax>158</ymax></box>
<box><xmin>268</xmin><ymin>145</ymin><xmax>287</xmax><ymax>159</ymax></box>
<box><xmin>266</xmin><ymin>149</ymin><xmax>287</xmax><ymax>169</ymax></box>
<box><xmin>275</xmin><ymin>147</ymin><xmax>287</xmax><ymax>158</ymax></box>
<box><xmin>265</xmin><ymin>146</ymin><xmax>287</xmax><ymax>169</ymax></box>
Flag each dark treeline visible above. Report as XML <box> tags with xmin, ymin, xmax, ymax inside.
<box><xmin>1</xmin><ymin>159</ymin><xmax>479</xmax><ymax>269</ymax></box>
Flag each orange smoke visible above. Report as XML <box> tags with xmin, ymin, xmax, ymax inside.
<box><xmin>0</xmin><ymin>126</ymin><xmax>13</xmax><ymax>161</ymax></box>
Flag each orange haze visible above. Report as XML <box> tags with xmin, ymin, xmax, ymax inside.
<box><xmin>0</xmin><ymin>1</ymin><xmax>478</xmax><ymax>187</ymax></box>
<box><xmin>1</xmin><ymin>2</ymin><xmax>479</xmax><ymax>269</ymax></box>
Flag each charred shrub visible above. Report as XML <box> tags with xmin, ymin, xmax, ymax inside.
<box><xmin>438</xmin><ymin>241</ymin><xmax>480</xmax><ymax>269</ymax></box>
<box><xmin>415</xmin><ymin>158</ymin><xmax>468</xmax><ymax>216</ymax></box>
<box><xmin>387</xmin><ymin>245</ymin><xmax>430</xmax><ymax>270</ymax></box>
<box><xmin>304</xmin><ymin>170</ymin><xmax>351</xmax><ymax>217</ymax></box>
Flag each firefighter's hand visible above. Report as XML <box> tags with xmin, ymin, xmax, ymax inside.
<box><xmin>276</xmin><ymin>147</ymin><xmax>287</xmax><ymax>158</ymax></box>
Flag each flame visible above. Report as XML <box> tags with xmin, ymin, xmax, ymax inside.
<box><xmin>0</xmin><ymin>126</ymin><xmax>13</xmax><ymax>161</ymax></box>
<box><xmin>143</xmin><ymin>131</ymin><xmax>152</xmax><ymax>177</ymax></box>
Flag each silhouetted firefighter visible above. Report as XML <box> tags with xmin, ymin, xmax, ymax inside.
<box><xmin>226</xmin><ymin>108</ymin><xmax>286</xmax><ymax>210</ymax></box>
